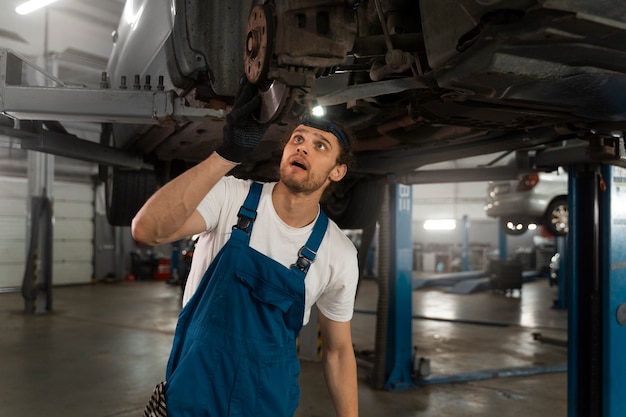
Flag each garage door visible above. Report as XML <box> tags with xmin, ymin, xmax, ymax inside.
<box><xmin>0</xmin><ymin>176</ymin><xmax>94</xmax><ymax>289</ymax></box>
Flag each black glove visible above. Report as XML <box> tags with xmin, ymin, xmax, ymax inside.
<box><xmin>216</xmin><ymin>77</ymin><xmax>269</xmax><ymax>163</ymax></box>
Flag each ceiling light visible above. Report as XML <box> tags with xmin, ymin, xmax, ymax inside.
<box><xmin>423</xmin><ymin>219</ymin><xmax>456</xmax><ymax>231</ymax></box>
<box><xmin>16</xmin><ymin>0</ymin><xmax>58</xmax><ymax>15</ymax></box>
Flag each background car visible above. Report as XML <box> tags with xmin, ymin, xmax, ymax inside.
<box><xmin>102</xmin><ymin>0</ymin><xmax>626</xmax><ymax>230</ymax></box>
<box><xmin>484</xmin><ymin>167</ymin><xmax>568</xmax><ymax>236</ymax></box>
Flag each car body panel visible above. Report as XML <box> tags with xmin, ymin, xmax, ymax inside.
<box><xmin>484</xmin><ymin>168</ymin><xmax>568</xmax><ymax>228</ymax></box>
<box><xmin>107</xmin><ymin>0</ymin><xmax>175</xmax><ymax>90</ymax></box>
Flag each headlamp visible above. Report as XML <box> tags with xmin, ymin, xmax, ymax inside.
<box><xmin>299</xmin><ymin>115</ymin><xmax>351</xmax><ymax>151</ymax></box>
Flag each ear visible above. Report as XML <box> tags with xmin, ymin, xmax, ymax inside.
<box><xmin>329</xmin><ymin>163</ymin><xmax>348</xmax><ymax>182</ymax></box>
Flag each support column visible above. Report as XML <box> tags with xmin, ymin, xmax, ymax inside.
<box><xmin>461</xmin><ymin>215</ymin><xmax>470</xmax><ymax>271</ymax></box>
<box><xmin>567</xmin><ymin>164</ymin><xmax>626</xmax><ymax>416</ymax></box>
<box><xmin>498</xmin><ymin>225</ymin><xmax>507</xmax><ymax>260</ymax></box>
<box><xmin>600</xmin><ymin>164</ymin><xmax>626</xmax><ymax>416</ymax></box>
<box><xmin>552</xmin><ymin>234</ymin><xmax>567</xmax><ymax>310</ymax></box>
<box><xmin>383</xmin><ymin>183</ymin><xmax>414</xmax><ymax>390</ymax></box>
<box><xmin>23</xmin><ymin>143</ymin><xmax>54</xmax><ymax>313</ymax></box>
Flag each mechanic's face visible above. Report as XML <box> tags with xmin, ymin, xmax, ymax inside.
<box><xmin>279</xmin><ymin>124</ymin><xmax>347</xmax><ymax>194</ymax></box>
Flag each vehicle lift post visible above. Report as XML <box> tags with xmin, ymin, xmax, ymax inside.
<box><xmin>498</xmin><ymin>227</ymin><xmax>507</xmax><ymax>261</ymax></box>
<box><xmin>567</xmin><ymin>163</ymin><xmax>626</xmax><ymax>417</ymax></box>
<box><xmin>385</xmin><ymin>183</ymin><xmax>415</xmax><ymax>389</ymax></box>
<box><xmin>552</xmin><ymin>232</ymin><xmax>567</xmax><ymax>310</ymax></box>
<box><xmin>552</xmin><ymin>178</ymin><xmax>569</xmax><ymax>312</ymax></box>
<box><xmin>22</xmin><ymin>128</ymin><xmax>54</xmax><ymax>314</ymax></box>
<box><xmin>461</xmin><ymin>215</ymin><xmax>470</xmax><ymax>271</ymax></box>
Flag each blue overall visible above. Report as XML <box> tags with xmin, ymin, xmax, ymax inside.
<box><xmin>164</xmin><ymin>182</ymin><xmax>329</xmax><ymax>417</ymax></box>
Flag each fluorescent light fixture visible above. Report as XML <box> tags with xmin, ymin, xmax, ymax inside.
<box><xmin>423</xmin><ymin>219</ymin><xmax>456</xmax><ymax>231</ymax></box>
<box><xmin>311</xmin><ymin>105</ymin><xmax>325</xmax><ymax>117</ymax></box>
<box><xmin>16</xmin><ymin>0</ymin><xmax>58</xmax><ymax>15</ymax></box>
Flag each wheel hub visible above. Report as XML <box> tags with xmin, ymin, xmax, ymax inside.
<box><xmin>243</xmin><ymin>2</ymin><xmax>292</xmax><ymax>123</ymax></box>
<box><xmin>244</xmin><ymin>4</ymin><xmax>273</xmax><ymax>86</ymax></box>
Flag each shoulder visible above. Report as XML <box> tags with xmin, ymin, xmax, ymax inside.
<box><xmin>211</xmin><ymin>176</ymin><xmax>256</xmax><ymax>204</ymax></box>
<box><xmin>220</xmin><ymin>176</ymin><xmax>253</xmax><ymax>192</ymax></box>
<box><xmin>323</xmin><ymin>216</ymin><xmax>358</xmax><ymax>258</ymax></box>
<box><xmin>197</xmin><ymin>176</ymin><xmax>255</xmax><ymax>230</ymax></box>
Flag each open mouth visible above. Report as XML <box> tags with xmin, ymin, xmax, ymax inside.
<box><xmin>290</xmin><ymin>159</ymin><xmax>307</xmax><ymax>170</ymax></box>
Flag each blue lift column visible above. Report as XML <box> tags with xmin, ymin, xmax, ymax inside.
<box><xmin>384</xmin><ymin>183</ymin><xmax>415</xmax><ymax>390</ymax></box>
<box><xmin>600</xmin><ymin>164</ymin><xmax>626</xmax><ymax>416</ymax></box>
<box><xmin>552</xmin><ymin>233</ymin><xmax>567</xmax><ymax>310</ymax></box>
<box><xmin>498</xmin><ymin>226</ymin><xmax>507</xmax><ymax>261</ymax></box>
<box><xmin>567</xmin><ymin>164</ymin><xmax>626</xmax><ymax>417</ymax></box>
<box><xmin>461</xmin><ymin>215</ymin><xmax>470</xmax><ymax>271</ymax></box>
<box><xmin>552</xmin><ymin>168</ymin><xmax>572</xmax><ymax>311</ymax></box>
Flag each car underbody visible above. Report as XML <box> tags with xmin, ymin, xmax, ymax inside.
<box><xmin>69</xmin><ymin>0</ymin><xmax>626</xmax><ymax>226</ymax></box>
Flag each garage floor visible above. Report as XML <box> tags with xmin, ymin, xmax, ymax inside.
<box><xmin>0</xmin><ymin>274</ymin><xmax>567</xmax><ymax>417</ymax></box>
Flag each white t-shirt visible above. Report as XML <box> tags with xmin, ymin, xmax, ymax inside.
<box><xmin>182</xmin><ymin>176</ymin><xmax>359</xmax><ymax>325</ymax></box>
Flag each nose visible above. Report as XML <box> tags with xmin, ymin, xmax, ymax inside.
<box><xmin>296</xmin><ymin>144</ymin><xmax>308</xmax><ymax>155</ymax></box>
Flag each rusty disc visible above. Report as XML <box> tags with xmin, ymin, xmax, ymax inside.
<box><xmin>244</xmin><ymin>3</ymin><xmax>274</xmax><ymax>85</ymax></box>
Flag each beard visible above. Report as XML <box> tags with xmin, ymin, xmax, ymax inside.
<box><xmin>279</xmin><ymin>164</ymin><xmax>332</xmax><ymax>195</ymax></box>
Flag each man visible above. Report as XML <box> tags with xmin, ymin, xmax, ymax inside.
<box><xmin>132</xmin><ymin>77</ymin><xmax>359</xmax><ymax>417</ymax></box>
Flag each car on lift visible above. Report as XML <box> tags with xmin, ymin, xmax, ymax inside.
<box><xmin>484</xmin><ymin>167</ymin><xmax>568</xmax><ymax>236</ymax></box>
<box><xmin>102</xmin><ymin>0</ymin><xmax>626</xmax><ymax>231</ymax></box>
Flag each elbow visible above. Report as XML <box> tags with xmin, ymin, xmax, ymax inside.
<box><xmin>131</xmin><ymin>215</ymin><xmax>159</xmax><ymax>246</ymax></box>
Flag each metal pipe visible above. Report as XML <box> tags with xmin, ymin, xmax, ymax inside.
<box><xmin>391</xmin><ymin>166</ymin><xmax>522</xmax><ymax>185</ymax></box>
<box><xmin>372</xmin><ymin>185</ymin><xmax>390</xmax><ymax>389</ymax></box>
<box><xmin>0</xmin><ymin>125</ymin><xmax>150</xmax><ymax>170</ymax></box>
<box><xmin>416</xmin><ymin>363</ymin><xmax>567</xmax><ymax>386</ymax></box>
<box><xmin>373</xmin><ymin>0</ymin><xmax>394</xmax><ymax>52</ymax></box>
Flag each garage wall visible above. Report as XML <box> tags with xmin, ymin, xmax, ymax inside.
<box><xmin>0</xmin><ymin>176</ymin><xmax>27</xmax><ymax>287</ymax></box>
<box><xmin>0</xmin><ymin>175</ymin><xmax>94</xmax><ymax>289</ymax></box>
<box><xmin>410</xmin><ymin>181</ymin><xmax>539</xmax><ymax>269</ymax></box>
<box><xmin>412</xmin><ymin>182</ymin><xmax>496</xmax><ymax>243</ymax></box>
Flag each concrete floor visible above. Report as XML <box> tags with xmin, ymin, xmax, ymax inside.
<box><xmin>0</xmin><ymin>275</ymin><xmax>567</xmax><ymax>417</ymax></box>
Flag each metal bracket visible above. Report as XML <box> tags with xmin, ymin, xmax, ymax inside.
<box><xmin>0</xmin><ymin>48</ymin><xmax>227</xmax><ymax>125</ymax></box>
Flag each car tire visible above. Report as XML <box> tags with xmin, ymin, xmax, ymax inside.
<box><xmin>321</xmin><ymin>178</ymin><xmax>385</xmax><ymax>230</ymax></box>
<box><xmin>544</xmin><ymin>196</ymin><xmax>568</xmax><ymax>236</ymax></box>
<box><xmin>500</xmin><ymin>217</ymin><xmax>528</xmax><ymax>236</ymax></box>
<box><xmin>105</xmin><ymin>167</ymin><xmax>157</xmax><ymax>226</ymax></box>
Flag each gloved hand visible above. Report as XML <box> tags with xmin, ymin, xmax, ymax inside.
<box><xmin>216</xmin><ymin>77</ymin><xmax>269</xmax><ymax>163</ymax></box>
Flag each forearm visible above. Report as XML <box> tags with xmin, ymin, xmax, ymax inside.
<box><xmin>322</xmin><ymin>346</ymin><xmax>359</xmax><ymax>417</ymax></box>
<box><xmin>132</xmin><ymin>152</ymin><xmax>236</xmax><ymax>245</ymax></box>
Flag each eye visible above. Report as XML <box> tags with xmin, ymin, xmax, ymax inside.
<box><xmin>315</xmin><ymin>141</ymin><xmax>327</xmax><ymax>151</ymax></box>
<box><xmin>293</xmin><ymin>135</ymin><xmax>304</xmax><ymax>144</ymax></box>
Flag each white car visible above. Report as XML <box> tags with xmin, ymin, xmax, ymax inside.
<box><xmin>484</xmin><ymin>168</ymin><xmax>568</xmax><ymax>236</ymax></box>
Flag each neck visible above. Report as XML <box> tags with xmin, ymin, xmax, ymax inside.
<box><xmin>272</xmin><ymin>182</ymin><xmax>322</xmax><ymax>228</ymax></box>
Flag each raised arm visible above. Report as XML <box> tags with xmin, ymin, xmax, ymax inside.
<box><xmin>131</xmin><ymin>77</ymin><xmax>268</xmax><ymax>246</ymax></box>
<box><xmin>131</xmin><ymin>153</ymin><xmax>236</xmax><ymax>245</ymax></box>
<box><xmin>318</xmin><ymin>310</ymin><xmax>359</xmax><ymax>417</ymax></box>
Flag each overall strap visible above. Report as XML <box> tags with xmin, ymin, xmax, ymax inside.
<box><xmin>291</xmin><ymin>210</ymin><xmax>329</xmax><ymax>275</ymax></box>
<box><xmin>233</xmin><ymin>182</ymin><xmax>263</xmax><ymax>236</ymax></box>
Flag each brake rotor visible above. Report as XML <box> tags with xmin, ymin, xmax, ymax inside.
<box><xmin>256</xmin><ymin>80</ymin><xmax>288</xmax><ymax>123</ymax></box>
<box><xmin>244</xmin><ymin>2</ymin><xmax>292</xmax><ymax>123</ymax></box>
<box><xmin>243</xmin><ymin>3</ymin><xmax>290</xmax><ymax>123</ymax></box>
<box><xmin>244</xmin><ymin>3</ymin><xmax>274</xmax><ymax>86</ymax></box>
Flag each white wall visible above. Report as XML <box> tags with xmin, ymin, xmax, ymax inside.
<box><xmin>0</xmin><ymin>1</ymin><xmax>121</xmax><ymax>87</ymax></box>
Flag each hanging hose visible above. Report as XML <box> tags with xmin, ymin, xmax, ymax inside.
<box><xmin>372</xmin><ymin>185</ymin><xmax>390</xmax><ymax>389</ymax></box>
<box><xmin>22</xmin><ymin>195</ymin><xmax>53</xmax><ymax>313</ymax></box>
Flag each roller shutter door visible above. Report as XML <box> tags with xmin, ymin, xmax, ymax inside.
<box><xmin>0</xmin><ymin>176</ymin><xmax>94</xmax><ymax>289</ymax></box>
